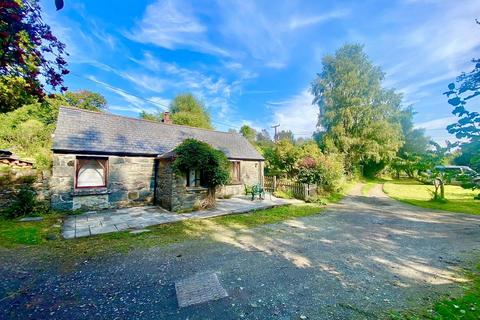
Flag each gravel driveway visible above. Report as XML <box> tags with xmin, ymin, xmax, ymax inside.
<box><xmin>1</xmin><ymin>184</ymin><xmax>480</xmax><ymax>319</ymax></box>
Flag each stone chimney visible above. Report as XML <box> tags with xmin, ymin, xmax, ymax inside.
<box><xmin>162</xmin><ymin>112</ymin><xmax>172</xmax><ymax>124</ymax></box>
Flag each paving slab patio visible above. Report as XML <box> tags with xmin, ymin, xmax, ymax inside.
<box><xmin>62</xmin><ymin>196</ymin><xmax>301</xmax><ymax>239</ymax></box>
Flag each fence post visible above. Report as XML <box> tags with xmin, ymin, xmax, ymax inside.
<box><xmin>303</xmin><ymin>183</ymin><xmax>309</xmax><ymax>200</ymax></box>
<box><xmin>273</xmin><ymin>176</ymin><xmax>277</xmax><ymax>192</ymax></box>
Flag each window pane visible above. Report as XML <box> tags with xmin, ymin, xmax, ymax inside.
<box><xmin>189</xmin><ymin>170</ymin><xmax>196</xmax><ymax>187</ymax></box>
<box><xmin>187</xmin><ymin>169</ymin><xmax>203</xmax><ymax>187</ymax></box>
<box><xmin>195</xmin><ymin>170</ymin><xmax>201</xmax><ymax>187</ymax></box>
<box><xmin>77</xmin><ymin>159</ymin><xmax>105</xmax><ymax>187</ymax></box>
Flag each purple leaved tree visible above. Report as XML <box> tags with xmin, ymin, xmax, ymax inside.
<box><xmin>0</xmin><ymin>0</ymin><xmax>69</xmax><ymax>98</ymax></box>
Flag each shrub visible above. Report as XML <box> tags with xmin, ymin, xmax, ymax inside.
<box><xmin>2</xmin><ymin>187</ymin><xmax>37</xmax><ymax>218</ymax></box>
<box><xmin>316</xmin><ymin>153</ymin><xmax>346</xmax><ymax>192</ymax></box>
<box><xmin>0</xmin><ymin>101</ymin><xmax>57</xmax><ymax>170</ymax></box>
<box><xmin>172</xmin><ymin>139</ymin><xmax>230</xmax><ymax>204</ymax></box>
<box><xmin>298</xmin><ymin>156</ymin><xmax>321</xmax><ymax>184</ymax></box>
<box><xmin>274</xmin><ymin>190</ymin><xmax>294</xmax><ymax>199</ymax></box>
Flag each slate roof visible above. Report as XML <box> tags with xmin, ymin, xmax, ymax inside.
<box><xmin>52</xmin><ymin>107</ymin><xmax>264</xmax><ymax>160</ymax></box>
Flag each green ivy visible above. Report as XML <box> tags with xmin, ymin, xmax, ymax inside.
<box><xmin>171</xmin><ymin>139</ymin><xmax>230</xmax><ymax>197</ymax></box>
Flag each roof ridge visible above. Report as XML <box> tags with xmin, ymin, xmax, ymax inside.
<box><xmin>59</xmin><ymin>106</ymin><xmax>238</xmax><ymax>136</ymax></box>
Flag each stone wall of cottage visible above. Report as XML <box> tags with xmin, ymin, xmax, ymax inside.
<box><xmin>218</xmin><ymin>160</ymin><xmax>264</xmax><ymax>197</ymax></box>
<box><xmin>50</xmin><ymin>154</ymin><xmax>156</xmax><ymax>211</ymax></box>
<box><xmin>156</xmin><ymin>159</ymin><xmax>207</xmax><ymax>212</ymax></box>
<box><xmin>0</xmin><ymin>166</ymin><xmax>50</xmax><ymax>211</ymax></box>
<box><xmin>50</xmin><ymin>154</ymin><xmax>264</xmax><ymax>212</ymax></box>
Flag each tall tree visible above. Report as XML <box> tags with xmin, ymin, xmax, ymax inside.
<box><xmin>256</xmin><ymin>129</ymin><xmax>271</xmax><ymax>142</ymax></box>
<box><xmin>139</xmin><ymin>93</ymin><xmax>213</xmax><ymax>129</ymax></box>
<box><xmin>398</xmin><ymin>106</ymin><xmax>430</xmax><ymax>156</ymax></box>
<box><xmin>444</xmin><ymin>28</ymin><xmax>480</xmax><ymax>173</ymax></box>
<box><xmin>277</xmin><ymin>130</ymin><xmax>294</xmax><ymax>143</ymax></box>
<box><xmin>56</xmin><ymin>90</ymin><xmax>107</xmax><ymax>112</ymax></box>
<box><xmin>444</xmin><ymin>65</ymin><xmax>479</xmax><ymax>140</ymax></box>
<box><xmin>0</xmin><ymin>76</ymin><xmax>37</xmax><ymax>113</ymax></box>
<box><xmin>170</xmin><ymin>93</ymin><xmax>212</xmax><ymax>129</ymax></box>
<box><xmin>311</xmin><ymin>44</ymin><xmax>403</xmax><ymax>176</ymax></box>
<box><xmin>0</xmin><ymin>0</ymin><xmax>69</xmax><ymax>99</ymax></box>
<box><xmin>139</xmin><ymin>109</ymin><xmax>162</xmax><ymax>122</ymax></box>
<box><xmin>239</xmin><ymin>125</ymin><xmax>256</xmax><ymax>142</ymax></box>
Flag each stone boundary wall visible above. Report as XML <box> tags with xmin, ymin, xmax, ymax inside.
<box><xmin>0</xmin><ymin>166</ymin><xmax>50</xmax><ymax>211</ymax></box>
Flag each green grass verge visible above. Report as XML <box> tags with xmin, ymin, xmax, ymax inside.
<box><xmin>383</xmin><ymin>180</ymin><xmax>480</xmax><ymax>215</ymax></box>
<box><xmin>360</xmin><ymin>177</ymin><xmax>391</xmax><ymax>196</ymax></box>
<box><xmin>0</xmin><ymin>180</ymin><xmax>357</xmax><ymax>260</ymax></box>
<box><xmin>362</xmin><ymin>182</ymin><xmax>378</xmax><ymax>196</ymax></box>
<box><xmin>391</xmin><ymin>264</ymin><xmax>480</xmax><ymax>319</ymax></box>
<box><xmin>0</xmin><ymin>204</ymin><xmax>325</xmax><ymax>258</ymax></box>
<box><xmin>0</xmin><ymin>213</ymin><xmax>64</xmax><ymax>247</ymax></box>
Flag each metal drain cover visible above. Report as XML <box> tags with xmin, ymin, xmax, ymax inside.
<box><xmin>175</xmin><ymin>272</ymin><xmax>228</xmax><ymax>308</ymax></box>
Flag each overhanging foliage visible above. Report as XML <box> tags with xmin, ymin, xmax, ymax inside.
<box><xmin>171</xmin><ymin>139</ymin><xmax>230</xmax><ymax>194</ymax></box>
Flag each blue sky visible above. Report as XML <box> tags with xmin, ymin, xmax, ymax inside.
<box><xmin>40</xmin><ymin>0</ymin><xmax>480</xmax><ymax>142</ymax></box>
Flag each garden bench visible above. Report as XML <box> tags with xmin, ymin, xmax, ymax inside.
<box><xmin>251</xmin><ymin>184</ymin><xmax>265</xmax><ymax>200</ymax></box>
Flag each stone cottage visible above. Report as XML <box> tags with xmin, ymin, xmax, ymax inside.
<box><xmin>51</xmin><ymin>107</ymin><xmax>264</xmax><ymax>212</ymax></box>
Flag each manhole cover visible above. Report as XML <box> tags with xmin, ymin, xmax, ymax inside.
<box><xmin>175</xmin><ymin>273</ymin><xmax>228</xmax><ymax>308</ymax></box>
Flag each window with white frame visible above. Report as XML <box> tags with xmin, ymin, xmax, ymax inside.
<box><xmin>75</xmin><ymin>157</ymin><xmax>108</xmax><ymax>188</ymax></box>
<box><xmin>186</xmin><ymin>169</ymin><xmax>204</xmax><ymax>187</ymax></box>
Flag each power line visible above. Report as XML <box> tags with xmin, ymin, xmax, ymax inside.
<box><xmin>69</xmin><ymin>73</ymin><xmax>323</xmax><ymax>136</ymax></box>
<box><xmin>70</xmin><ymin>72</ymin><xmax>242</xmax><ymax>130</ymax></box>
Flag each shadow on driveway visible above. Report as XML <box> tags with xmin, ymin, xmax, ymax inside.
<box><xmin>1</xmin><ymin>184</ymin><xmax>480</xmax><ymax>319</ymax></box>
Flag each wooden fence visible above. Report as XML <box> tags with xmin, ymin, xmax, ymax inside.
<box><xmin>264</xmin><ymin>176</ymin><xmax>317</xmax><ymax>200</ymax></box>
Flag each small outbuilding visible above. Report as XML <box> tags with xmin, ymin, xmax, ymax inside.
<box><xmin>0</xmin><ymin>150</ymin><xmax>33</xmax><ymax>168</ymax></box>
<box><xmin>51</xmin><ymin>107</ymin><xmax>264</xmax><ymax>211</ymax></box>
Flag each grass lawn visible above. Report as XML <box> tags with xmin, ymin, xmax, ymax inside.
<box><xmin>383</xmin><ymin>179</ymin><xmax>480</xmax><ymax>215</ymax></box>
<box><xmin>0</xmin><ymin>213</ymin><xmax>64</xmax><ymax>247</ymax></box>
<box><xmin>0</xmin><ymin>203</ymin><xmax>325</xmax><ymax>258</ymax></box>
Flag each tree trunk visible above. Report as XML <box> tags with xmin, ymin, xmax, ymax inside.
<box><xmin>433</xmin><ymin>178</ymin><xmax>445</xmax><ymax>201</ymax></box>
<box><xmin>440</xmin><ymin>180</ymin><xmax>445</xmax><ymax>200</ymax></box>
<box><xmin>207</xmin><ymin>187</ymin><xmax>216</xmax><ymax>201</ymax></box>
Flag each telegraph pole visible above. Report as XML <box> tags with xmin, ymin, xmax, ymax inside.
<box><xmin>271</xmin><ymin>124</ymin><xmax>280</xmax><ymax>142</ymax></box>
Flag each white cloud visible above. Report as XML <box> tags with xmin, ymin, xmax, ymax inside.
<box><xmin>243</xmin><ymin>89</ymin><xmax>278</xmax><ymax>95</ymax></box>
<box><xmin>121</xmin><ymin>73</ymin><xmax>166</xmax><ymax>93</ymax></box>
<box><xmin>265</xmin><ymin>61</ymin><xmax>287</xmax><ymax>69</ymax></box>
<box><xmin>382</xmin><ymin>1</ymin><xmax>480</xmax><ymax>105</ymax></box>
<box><xmin>216</xmin><ymin>1</ymin><xmax>289</xmax><ymax>68</ymax></box>
<box><xmin>126</xmin><ymin>0</ymin><xmax>228</xmax><ymax>56</ymax></box>
<box><xmin>88</xmin><ymin>77</ymin><xmax>171</xmax><ymax>114</ymax></box>
<box><xmin>148</xmin><ymin>97</ymin><xmax>170</xmax><ymax>109</ymax></box>
<box><xmin>126</xmin><ymin>1</ymin><xmax>351</xmax><ymax>69</ymax></box>
<box><xmin>87</xmin><ymin>76</ymin><xmax>146</xmax><ymax>108</ymax></box>
<box><xmin>109</xmin><ymin>104</ymin><xmax>159</xmax><ymax>114</ymax></box>
<box><xmin>270</xmin><ymin>89</ymin><xmax>318</xmax><ymax>134</ymax></box>
<box><xmin>415</xmin><ymin>116</ymin><xmax>457</xmax><ymax>130</ymax></box>
<box><xmin>85</xmin><ymin>61</ymin><xmax>166</xmax><ymax>93</ymax></box>
<box><xmin>129</xmin><ymin>52</ymin><xmax>240</xmax><ymax>118</ymax></box>
<box><xmin>289</xmin><ymin>9</ymin><xmax>350</xmax><ymax>30</ymax></box>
